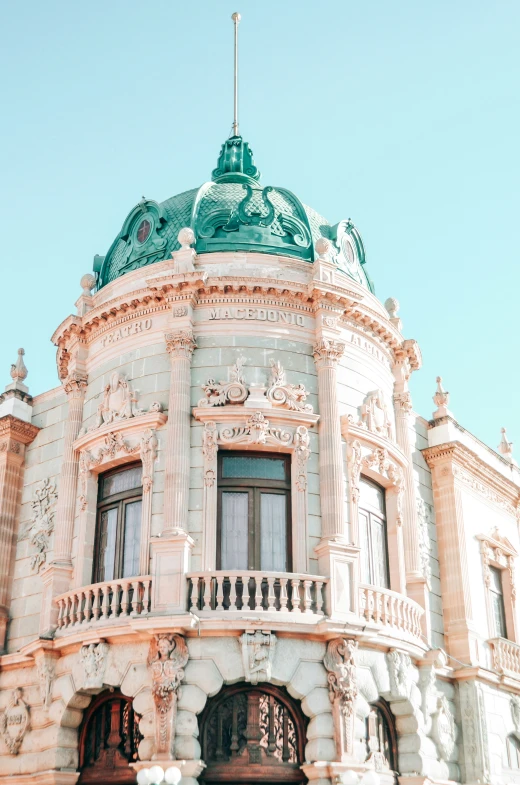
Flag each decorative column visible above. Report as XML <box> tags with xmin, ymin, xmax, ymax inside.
<box><xmin>0</xmin><ymin>417</ymin><xmax>39</xmax><ymax>650</ymax></box>
<box><xmin>393</xmin><ymin>357</ymin><xmax>430</xmax><ymax>637</ymax></box>
<box><xmin>40</xmin><ymin>370</ymin><xmax>87</xmax><ymax>634</ymax></box>
<box><xmin>163</xmin><ymin>330</ymin><xmax>196</xmax><ymax>534</ymax></box>
<box><xmin>0</xmin><ymin>350</ymin><xmax>39</xmax><ymax>650</ymax></box>
<box><xmin>313</xmin><ymin>338</ymin><xmax>359</xmax><ymax>620</ymax></box>
<box><xmin>150</xmin><ymin>331</ymin><xmax>195</xmax><ymax>613</ymax></box>
<box><xmin>312</xmin><ymin>339</ymin><xmax>345</xmax><ymax>539</ymax></box>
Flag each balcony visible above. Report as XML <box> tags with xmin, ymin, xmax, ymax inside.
<box><xmin>55</xmin><ymin>576</ymin><xmax>152</xmax><ymax>631</ymax></box>
<box><xmin>187</xmin><ymin>571</ymin><xmax>328</xmax><ymax>618</ymax></box>
<box><xmin>359</xmin><ymin>584</ymin><xmax>424</xmax><ymax>642</ymax></box>
<box><xmin>489</xmin><ymin>637</ymin><xmax>520</xmax><ymax>679</ymax></box>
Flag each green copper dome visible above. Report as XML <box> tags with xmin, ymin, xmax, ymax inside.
<box><xmin>95</xmin><ymin>136</ymin><xmax>374</xmax><ymax>292</ymax></box>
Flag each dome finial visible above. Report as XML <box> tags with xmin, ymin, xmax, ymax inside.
<box><xmin>231</xmin><ymin>12</ymin><xmax>241</xmax><ymax>138</ymax></box>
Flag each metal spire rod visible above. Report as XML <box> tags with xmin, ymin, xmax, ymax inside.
<box><xmin>232</xmin><ymin>12</ymin><xmax>241</xmax><ymax>136</ymax></box>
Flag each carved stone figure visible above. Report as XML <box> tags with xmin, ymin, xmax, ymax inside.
<box><xmin>148</xmin><ymin>634</ymin><xmax>189</xmax><ymax>759</ymax></box>
<box><xmin>347</xmin><ymin>439</ymin><xmax>362</xmax><ymax>503</ymax></box>
<box><xmin>431</xmin><ymin>694</ymin><xmax>456</xmax><ymax>760</ymax></box>
<box><xmin>140</xmin><ymin>428</ymin><xmax>158</xmax><ymax>493</ymax></box>
<box><xmin>387</xmin><ymin>649</ymin><xmax>412</xmax><ymax>699</ymax></box>
<box><xmin>0</xmin><ymin>689</ymin><xmax>29</xmax><ymax>755</ymax></box>
<box><xmin>81</xmin><ymin>642</ymin><xmax>109</xmax><ymax>690</ymax></box>
<box><xmin>94</xmin><ymin>372</ymin><xmax>145</xmax><ymax>427</ymax></box>
<box><xmin>36</xmin><ymin>656</ymin><xmax>56</xmax><ymax>709</ymax></box>
<box><xmin>359</xmin><ymin>390</ymin><xmax>393</xmax><ymax>439</ymax></box>
<box><xmin>265</xmin><ymin>360</ymin><xmax>313</xmax><ymax>412</ymax></box>
<box><xmin>240</xmin><ymin>631</ymin><xmax>276</xmax><ymax>685</ymax></box>
<box><xmin>324</xmin><ymin>638</ymin><xmax>358</xmax><ymax>760</ymax></box>
<box><xmin>19</xmin><ymin>478</ymin><xmax>57</xmax><ymax>573</ymax></box>
<box><xmin>199</xmin><ymin>357</ymin><xmax>248</xmax><ymax>406</ymax></box>
<box><xmin>511</xmin><ymin>695</ymin><xmax>520</xmax><ymax>734</ymax></box>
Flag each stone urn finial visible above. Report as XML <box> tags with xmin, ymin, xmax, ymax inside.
<box><xmin>178</xmin><ymin>227</ymin><xmax>196</xmax><ymax>250</ymax></box>
<box><xmin>432</xmin><ymin>376</ymin><xmax>452</xmax><ymax>420</ymax></box>
<box><xmin>315</xmin><ymin>236</ymin><xmax>332</xmax><ymax>262</ymax></box>
<box><xmin>498</xmin><ymin>427</ymin><xmax>515</xmax><ymax>464</ymax></box>
<box><xmin>385</xmin><ymin>297</ymin><xmax>400</xmax><ymax>319</ymax></box>
<box><xmin>10</xmin><ymin>348</ymin><xmax>28</xmax><ymax>384</ymax></box>
<box><xmin>80</xmin><ymin>273</ymin><xmax>96</xmax><ymax>296</ymax></box>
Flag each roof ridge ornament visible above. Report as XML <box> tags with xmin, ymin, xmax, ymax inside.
<box><xmin>432</xmin><ymin>376</ymin><xmax>452</xmax><ymax>420</ymax></box>
<box><xmin>498</xmin><ymin>427</ymin><xmax>516</xmax><ymax>465</ymax></box>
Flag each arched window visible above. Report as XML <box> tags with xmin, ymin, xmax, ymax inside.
<box><xmin>506</xmin><ymin>734</ymin><xmax>520</xmax><ymax>769</ymax></box>
<box><xmin>366</xmin><ymin>699</ymin><xmax>398</xmax><ymax>777</ymax></box>
<box><xmin>199</xmin><ymin>684</ymin><xmax>307</xmax><ymax>784</ymax></box>
<box><xmin>78</xmin><ymin>691</ymin><xmax>142</xmax><ymax>784</ymax></box>
<box><xmin>359</xmin><ymin>478</ymin><xmax>390</xmax><ymax>588</ymax></box>
<box><xmin>94</xmin><ymin>463</ymin><xmax>143</xmax><ymax>583</ymax></box>
<box><xmin>217</xmin><ymin>452</ymin><xmax>291</xmax><ymax>571</ymax></box>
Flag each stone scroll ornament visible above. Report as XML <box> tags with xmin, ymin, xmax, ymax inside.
<box><xmin>220</xmin><ymin>411</ymin><xmax>292</xmax><ymax>447</ymax></box>
<box><xmin>0</xmin><ymin>688</ymin><xmax>29</xmax><ymax>755</ymax></box>
<box><xmin>199</xmin><ymin>357</ymin><xmax>248</xmax><ymax>406</ymax></box>
<box><xmin>19</xmin><ymin>478</ymin><xmax>57</xmax><ymax>573</ymax></box>
<box><xmin>148</xmin><ymin>634</ymin><xmax>189</xmax><ymax>759</ymax></box>
<box><xmin>265</xmin><ymin>360</ymin><xmax>313</xmax><ymax>412</ymax></box>
<box><xmin>324</xmin><ymin>638</ymin><xmax>358</xmax><ymax>760</ymax></box>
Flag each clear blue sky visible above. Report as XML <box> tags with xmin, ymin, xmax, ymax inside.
<box><xmin>1</xmin><ymin>1</ymin><xmax>518</xmax><ymax>452</ymax></box>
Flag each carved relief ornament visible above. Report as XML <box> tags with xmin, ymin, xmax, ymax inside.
<box><xmin>241</xmin><ymin>631</ymin><xmax>276</xmax><ymax>685</ymax></box>
<box><xmin>63</xmin><ymin>371</ymin><xmax>88</xmax><ymax>397</ymax></box>
<box><xmin>431</xmin><ymin>694</ymin><xmax>457</xmax><ymax>761</ymax></box>
<box><xmin>199</xmin><ymin>357</ymin><xmax>248</xmax><ymax>406</ymax></box>
<box><xmin>220</xmin><ymin>411</ymin><xmax>292</xmax><ymax>447</ymax></box>
<box><xmin>140</xmin><ymin>428</ymin><xmax>158</xmax><ymax>493</ymax></box>
<box><xmin>359</xmin><ymin>390</ymin><xmax>393</xmax><ymax>440</ymax></box>
<box><xmin>266</xmin><ymin>360</ymin><xmax>313</xmax><ymax>412</ymax></box>
<box><xmin>79</xmin><ymin>432</ymin><xmax>140</xmax><ymax>511</ymax></box>
<box><xmin>0</xmin><ymin>689</ymin><xmax>29</xmax><ymax>755</ymax></box>
<box><xmin>81</xmin><ymin>641</ymin><xmax>109</xmax><ymax>690</ymax></box>
<box><xmin>387</xmin><ymin>649</ymin><xmax>412</xmax><ymax>699</ymax></box>
<box><xmin>148</xmin><ymin>633</ymin><xmax>189</xmax><ymax>759</ymax></box>
<box><xmin>87</xmin><ymin>372</ymin><xmax>162</xmax><ymax>431</ymax></box>
<box><xmin>19</xmin><ymin>478</ymin><xmax>57</xmax><ymax>573</ymax></box>
<box><xmin>324</xmin><ymin>638</ymin><xmax>358</xmax><ymax>759</ymax></box>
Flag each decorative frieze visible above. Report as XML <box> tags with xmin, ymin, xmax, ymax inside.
<box><xmin>81</xmin><ymin>641</ymin><xmax>109</xmax><ymax>690</ymax></box>
<box><xmin>324</xmin><ymin>638</ymin><xmax>358</xmax><ymax>759</ymax></box>
<box><xmin>209</xmin><ymin>306</ymin><xmax>305</xmax><ymax>326</ymax></box>
<box><xmin>148</xmin><ymin>633</ymin><xmax>189</xmax><ymax>759</ymax></box>
<box><xmin>19</xmin><ymin>478</ymin><xmax>57</xmax><ymax>573</ymax></box>
<box><xmin>241</xmin><ymin>631</ymin><xmax>276</xmax><ymax>684</ymax></box>
<box><xmin>100</xmin><ymin>318</ymin><xmax>153</xmax><ymax>348</ymax></box>
<box><xmin>0</xmin><ymin>688</ymin><xmax>29</xmax><ymax>755</ymax></box>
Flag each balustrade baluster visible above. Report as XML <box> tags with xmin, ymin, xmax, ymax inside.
<box><xmin>254</xmin><ymin>576</ymin><xmax>263</xmax><ymax>612</ymax></box>
<box><xmin>142</xmin><ymin>579</ymin><xmax>151</xmax><ymax>614</ymax></box>
<box><xmin>110</xmin><ymin>583</ymin><xmax>120</xmax><ymax>617</ymax></box>
<box><xmin>203</xmin><ymin>576</ymin><xmax>212</xmax><ymax>611</ymax></box>
<box><xmin>228</xmin><ymin>576</ymin><xmax>238</xmax><ymax>611</ymax></box>
<box><xmin>279</xmin><ymin>578</ymin><xmax>289</xmax><ymax>611</ymax></box>
<box><xmin>290</xmin><ymin>579</ymin><xmax>301</xmax><ymax>613</ymax></box>
<box><xmin>101</xmin><ymin>584</ymin><xmax>110</xmax><ymax>620</ymax></box>
<box><xmin>130</xmin><ymin>581</ymin><xmax>140</xmax><ymax>616</ymax></box>
<box><xmin>92</xmin><ymin>587</ymin><xmax>100</xmax><ymax>621</ymax></box>
<box><xmin>315</xmin><ymin>580</ymin><xmax>325</xmax><ymax>615</ymax></box>
<box><xmin>303</xmin><ymin>580</ymin><xmax>313</xmax><ymax>614</ymax></box>
<box><xmin>84</xmin><ymin>589</ymin><xmax>93</xmax><ymax>623</ymax></box>
<box><xmin>189</xmin><ymin>577</ymin><xmax>199</xmax><ymax>613</ymax></box>
<box><xmin>215</xmin><ymin>576</ymin><xmax>224</xmax><ymax>610</ymax></box>
<box><xmin>56</xmin><ymin>599</ymin><xmax>64</xmax><ymax>628</ymax></box>
<box><xmin>267</xmin><ymin>578</ymin><xmax>276</xmax><ymax>611</ymax></box>
<box><xmin>120</xmin><ymin>581</ymin><xmax>130</xmax><ymax>616</ymax></box>
<box><xmin>76</xmin><ymin>591</ymin><xmax>85</xmax><ymax>625</ymax></box>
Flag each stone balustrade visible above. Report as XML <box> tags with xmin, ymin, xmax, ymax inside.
<box><xmin>55</xmin><ymin>576</ymin><xmax>152</xmax><ymax>630</ymax></box>
<box><xmin>359</xmin><ymin>583</ymin><xmax>423</xmax><ymax>641</ymax></box>
<box><xmin>489</xmin><ymin>637</ymin><xmax>520</xmax><ymax>676</ymax></box>
<box><xmin>187</xmin><ymin>571</ymin><xmax>328</xmax><ymax>616</ymax></box>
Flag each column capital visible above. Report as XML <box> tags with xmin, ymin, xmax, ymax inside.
<box><xmin>63</xmin><ymin>371</ymin><xmax>88</xmax><ymax>398</ymax></box>
<box><xmin>313</xmin><ymin>338</ymin><xmax>345</xmax><ymax>368</ymax></box>
<box><xmin>0</xmin><ymin>414</ymin><xmax>39</xmax><ymax>453</ymax></box>
<box><xmin>165</xmin><ymin>330</ymin><xmax>197</xmax><ymax>360</ymax></box>
<box><xmin>394</xmin><ymin>390</ymin><xmax>413</xmax><ymax>413</ymax></box>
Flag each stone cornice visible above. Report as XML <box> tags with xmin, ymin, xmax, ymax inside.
<box><xmin>0</xmin><ymin>415</ymin><xmax>39</xmax><ymax>446</ymax></box>
<box><xmin>73</xmin><ymin>411</ymin><xmax>167</xmax><ymax>454</ymax></box>
<box><xmin>423</xmin><ymin>441</ymin><xmax>520</xmax><ymax>516</ymax></box>
<box><xmin>193</xmin><ymin>405</ymin><xmax>319</xmax><ymax>430</ymax></box>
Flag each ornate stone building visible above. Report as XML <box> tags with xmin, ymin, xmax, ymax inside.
<box><xmin>0</xmin><ymin>130</ymin><xmax>519</xmax><ymax>785</ymax></box>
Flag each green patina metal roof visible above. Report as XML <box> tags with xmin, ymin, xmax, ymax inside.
<box><xmin>95</xmin><ymin>136</ymin><xmax>374</xmax><ymax>293</ymax></box>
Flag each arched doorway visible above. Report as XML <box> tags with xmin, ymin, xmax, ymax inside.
<box><xmin>199</xmin><ymin>683</ymin><xmax>307</xmax><ymax>784</ymax></box>
<box><xmin>78</xmin><ymin>690</ymin><xmax>142</xmax><ymax>784</ymax></box>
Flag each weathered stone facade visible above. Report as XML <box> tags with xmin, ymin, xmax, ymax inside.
<box><xmin>0</xmin><ymin>135</ymin><xmax>519</xmax><ymax>785</ymax></box>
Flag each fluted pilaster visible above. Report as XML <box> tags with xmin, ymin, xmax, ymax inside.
<box><xmin>53</xmin><ymin>372</ymin><xmax>87</xmax><ymax>565</ymax></box>
<box><xmin>313</xmin><ymin>339</ymin><xmax>346</xmax><ymax>539</ymax></box>
<box><xmin>393</xmin><ymin>390</ymin><xmax>422</xmax><ymax>579</ymax></box>
<box><xmin>163</xmin><ymin>331</ymin><xmax>196</xmax><ymax>533</ymax></box>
